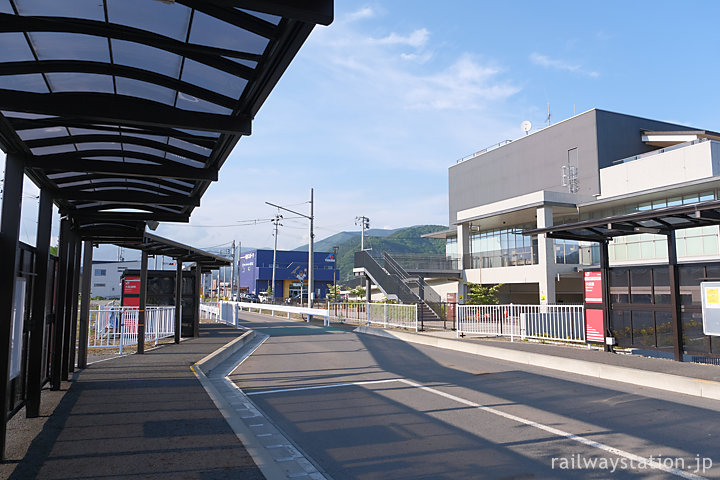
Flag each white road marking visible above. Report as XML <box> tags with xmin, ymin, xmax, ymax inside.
<box><xmin>245</xmin><ymin>378</ymin><xmax>403</xmax><ymax>396</ymax></box>
<box><xmin>247</xmin><ymin>375</ymin><xmax>707</xmax><ymax>479</ymax></box>
<box><xmin>398</xmin><ymin>379</ymin><xmax>707</xmax><ymax>480</ymax></box>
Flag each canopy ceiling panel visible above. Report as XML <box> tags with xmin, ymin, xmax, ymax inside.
<box><xmin>0</xmin><ymin>0</ymin><xmax>332</xmax><ymax>244</ymax></box>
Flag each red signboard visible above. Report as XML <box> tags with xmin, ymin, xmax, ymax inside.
<box><xmin>584</xmin><ymin>271</ymin><xmax>602</xmax><ymax>304</ymax></box>
<box><xmin>446</xmin><ymin>293</ymin><xmax>457</xmax><ymax>322</ymax></box>
<box><xmin>123</xmin><ymin>296</ymin><xmax>140</xmax><ymax>307</ymax></box>
<box><xmin>585</xmin><ymin>308</ymin><xmax>605</xmax><ymax>343</ymax></box>
<box><xmin>123</xmin><ymin>277</ymin><xmax>141</xmax><ymax>295</ymax></box>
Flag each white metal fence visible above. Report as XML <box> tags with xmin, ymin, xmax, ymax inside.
<box><xmin>328</xmin><ymin>303</ymin><xmax>418</xmax><ymax>331</ymax></box>
<box><xmin>457</xmin><ymin>304</ymin><xmax>585</xmax><ymax>343</ymax></box>
<box><xmin>88</xmin><ymin>306</ymin><xmax>176</xmax><ymax>353</ymax></box>
<box><xmin>202</xmin><ymin>301</ymin><xmax>418</xmax><ymax>331</ymax></box>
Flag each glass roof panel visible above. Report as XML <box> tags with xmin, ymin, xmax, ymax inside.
<box><xmin>181</xmin><ymin>59</ymin><xmax>247</xmax><ymax>99</ymax></box>
<box><xmin>0</xmin><ymin>0</ymin><xmax>12</xmax><ymax>13</ymax></box>
<box><xmin>31</xmin><ymin>144</ymin><xmax>76</xmax><ymax>155</ymax></box>
<box><xmin>0</xmin><ymin>74</ymin><xmax>49</xmax><ymax>93</ymax></box>
<box><xmin>164</xmin><ymin>177</ymin><xmax>193</xmax><ymax>188</ymax></box>
<box><xmin>83</xmin><ymin>156</ymin><xmax>123</xmax><ymax>162</ymax></box>
<box><xmin>237</xmin><ymin>9</ymin><xmax>282</xmax><ymax>25</ymax></box>
<box><xmin>107</xmin><ymin>0</ymin><xmax>191</xmax><ymax>41</ymax></box>
<box><xmin>231</xmin><ymin>58</ymin><xmax>259</xmax><ymax>69</ymax></box>
<box><xmin>1</xmin><ymin>111</ymin><xmax>55</xmax><ymax>120</ymax></box>
<box><xmin>111</xmin><ymin>39</ymin><xmax>182</xmax><ymax>79</ymax></box>
<box><xmin>115</xmin><ymin>77</ymin><xmax>175</xmax><ymax>105</ymax></box>
<box><xmin>175</xmin><ymin>128</ymin><xmax>220</xmax><ymax>139</ymax></box>
<box><xmin>120</xmin><ymin>133</ymin><xmax>168</xmax><ymax>144</ymax></box>
<box><xmin>14</xmin><ymin>0</ymin><xmax>104</xmax><ymax>20</ymax></box>
<box><xmin>76</xmin><ymin>142</ymin><xmax>121</xmax><ymax>151</ymax></box>
<box><xmin>177</xmin><ymin>95</ymin><xmax>232</xmax><ymax>115</ymax></box>
<box><xmin>68</xmin><ymin>127</ymin><xmax>118</xmax><ymax>136</ymax></box>
<box><xmin>0</xmin><ymin>32</ymin><xmax>35</xmax><ymax>62</ymax></box>
<box><xmin>17</xmin><ymin>127</ymin><xmax>68</xmax><ymax>141</ymax></box>
<box><xmin>164</xmin><ymin>153</ymin><xmax>204</xmax><ymax>168</ymax></box>
<box><xmin>123</xmin><ymin>158</ymin><xmax>159</xmax><ymax>165</ymax></box>
<box><xmin>46</xmin><ymin>72</ymin><xmax>114</xmax><ymax>93</ymax></box>
<box><xmin>48</xmin><ymin>172</ymin><xmax>83</xmax><ymax>179</ymax></box>
<box><xmin>123</xmin><ymin>144</ymin><xmax>167</xmax><ymax>157</ymax></box>
<box><xmin>29</xmin><ymin>32</ymin><xmax>110</xmax><ymax>62</ymax></box>
<box><xmin>189</xmin><ymin>11</ymin><xmax>269</xmax><ymax>55</ymax></box>
<box><xmin>168</xmin><ymin>137</ymin><xmax>211</xmax><ymax>156</ymax></box>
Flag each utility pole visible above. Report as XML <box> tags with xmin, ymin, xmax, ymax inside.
<box><xmin>271</xmin><ymin>215</ymin><xmax>282</xmax><ymax>301</ymax></box>
<box><xmin>266</xmin><ymin>187</ymin><xmax>315</xmax><ymax>308</ymax></box>
<box><xmin>355</xmin><ymin>216</ymin><xmax>370</xmax><ymax>250</ymax></box>
<box><xmin>332</xmin><ymin>245</ymin><xmax>339</xmax><ymax>302</ymax></box>
<box><xmin>230</xmin><ymin>240</ymin><xmax>236</xmax><ymax>300</ymax></box>
<box><xmin>308</xmin><ymin>188</ymin><xmax>314</xmax><ymax>308</ymax></box>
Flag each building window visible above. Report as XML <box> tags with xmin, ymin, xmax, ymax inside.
<box><xmin>93</xmin><ymin>283</ymin><xmax>106</xmax><ymax>287</ymax></box>
<box><xmin>95</xmin><ymin>269</ymin><xmax>106</xmax><ymax>276</ymax></box>
<box><xmin>554</xmin><ymin>239</ymin><xmax>580</xmax><ymax>264</ymax></box>
<box><xmin>446</xmin><ymin>237</ymin><xmax>457</xmax><ymax>258</ymax></box>
<box><xmin>469</xmin><ymin>226</ymin><xmax>537</xmax><ymax>268</ymax></box>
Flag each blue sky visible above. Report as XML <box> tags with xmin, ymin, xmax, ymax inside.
<box><xmin>6</xmin><ymin>1</ymin><xmax>720</xmax><ymax>259</ymax></box>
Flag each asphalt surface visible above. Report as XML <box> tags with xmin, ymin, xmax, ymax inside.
<box><xmin>9</xmin><ymin>323</ymin><xmax>264</xmax><ymax>480</ymax></box>
<box><xmin>230</xmin><ymin>312</ymin><xmax>720</xmax><ymax>480</ymax></box>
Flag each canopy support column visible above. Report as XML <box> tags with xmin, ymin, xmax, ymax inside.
<box><xmin>667</xmin><ymin>231</ymin><xmax>684</xmax><ymax>362</ymax></box>
<box><xmin>175</xmin><ymin>260</ymin><xmax>182</xmax><ymax>344</ymax></box>
<box><xmin>77</xmin><ymin>240</ymin><xmax>93</xmax><ymax>369</ymax></box>
<box><xmin>138</xmin><ymin>250</ymin><xmax>148</xmax><ymax>354</ymax></box>
<box><xmin>27</xmin><ymin>188</ymin><xmax>52</xmax><ymax>417</ymax></box>
<box><xmin>0</xmin><ymin>152</ymin><xmax>24</xmax><ymax>460</ymax></box>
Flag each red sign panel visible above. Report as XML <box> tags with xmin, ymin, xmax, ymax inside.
<box><xmin>123</xmin><ymin>277</ymin><xmax>141</xmax><ymax>295</ymax></box>
<box><xmin>123</xmin><ymin>296</ymin><xmax>140</xmax><ymax>307</ymax></box>
<box><xmin>584</xmin><ymin>271</ymin><xmax>602</xmax><ymax>304</ymax></box>
<box><xmin>585</xmin><ymin>308</ymin><xmax>605</xmax><ymax>343</ymax></box>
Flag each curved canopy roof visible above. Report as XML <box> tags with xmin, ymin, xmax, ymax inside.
<box><xmin>0</xmin><ymin>0</ymin><xmax>332</xmax><ymax>243</ymax></box>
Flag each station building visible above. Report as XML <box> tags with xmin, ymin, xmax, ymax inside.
<box><xmin>238</xmin><ymin>249</ymin><xmax>336</xmax><ymax>300</ymax></box>
<box><xmin>429</xmin><ymin>109</ymin><xmax>720</xmax><ymax>359</ymax></box>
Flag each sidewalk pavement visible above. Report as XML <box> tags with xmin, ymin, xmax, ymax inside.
<box><xmin>7</xmin><ymin>323</ymin><xmax>264</xmax><ymax>480</ymax></box>
<box><xmin>354</xmin><ymin>325</ymin><xmax>720</xmax><ymax>400</ymax></box>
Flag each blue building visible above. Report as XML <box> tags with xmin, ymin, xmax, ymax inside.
<box><xmin>238</xmin><ymin>249</ymin><xmax>336</xmax><ymax>300</ymax></box>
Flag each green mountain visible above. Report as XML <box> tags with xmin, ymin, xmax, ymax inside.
<box><xmin>302</xmin><ymin>225</ymin><xmax>448</xmax><ymax>282</ymax></box>
<box><xmin>294</xmin><ymin>227</ymin><xmax>401</xmax><ymax>253</ymax></box>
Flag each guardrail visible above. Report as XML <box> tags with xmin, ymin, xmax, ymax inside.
<box><xmin>202</xmin><ymin>301</ymin><xmax>419</xmax><ymax>332</ymax></box>
<box><xmin>202</xmin><ymin>301</ymin><xmax>332</xmax><ymax>326</ymax></box>
<box><xmin>457</xmin><ymin>304</ymin><xmax>585</xmax><ymax>343</ymax></box>
<box><xmin>88</xmin><ymin>306</ymin><xmax>175</xmax><ymax>354</ymax></box>
<box><xmin>328</xmin><ymin>303</ymin><xmax>418</xmax><ymax>331</ymax></box>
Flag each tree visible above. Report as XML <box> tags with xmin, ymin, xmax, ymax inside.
<box><xmin>326</xmin><ymin>283</ymin><xmax>344</xmax><ymax>301</ymax></box>
<box><xmin>349</xmin><ymin>285</ymin><xmax>366</xmax><ymax>299</ymax></box>
<box><xmin>466</xmin><ymin>283</ymin><xmax>502</xmax><ymax>305</ymax></box>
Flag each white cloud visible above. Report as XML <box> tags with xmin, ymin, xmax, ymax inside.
<box><xmin>308</xmin><ymin>19</ymin><xmax>519</xmax><ymax>112</ymax></box>
<box><xmin>529</xmin><ymin>52</ymin><xmax>599</xmax><ymax>78</ymax></box>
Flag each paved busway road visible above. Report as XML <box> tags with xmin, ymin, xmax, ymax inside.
<box><xmin>229</xmin><ymin>312</ymin><xmax>720</xmax><ymax>479</ymax></box>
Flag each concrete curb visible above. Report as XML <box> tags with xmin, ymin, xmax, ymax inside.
<box><xmin>196</xmin><ymin>329</ymin><xmax>256</xmax><ymax>375</ymax></box>
<box><xmin>354</xmin><ymin>326</ymin><xmax>720</xmax><ymax>401</ymax></box>
<box><xmin>192</xmin><ymin>330</ymin><xmax>328</xmax><ymax>480</ymax></box>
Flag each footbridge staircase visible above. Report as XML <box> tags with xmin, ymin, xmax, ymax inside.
<box><xmin>354</xmin><ymin>251</ymin><xmax>443</xmax><ymax>325</ymax></box>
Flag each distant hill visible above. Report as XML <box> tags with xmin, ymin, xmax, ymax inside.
<box><xmin>297</xmin><ymin>225</ymin><xmax>448</xmax><ymax>282</ymax></box>
<box><xmin>294</xmin><ymin>227</ymin><xmax>401</xmax><ymax>253</ymax></box>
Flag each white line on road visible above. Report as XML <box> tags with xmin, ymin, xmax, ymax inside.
<box><xmin>246</xmin><ymin>378</ymin><xmax>404</xmax><ymax>396</ymax></box>
<box><xmin>398</xmin><ymin>379</ymin><xmax>707</xmax><ymax>480</ymax></box>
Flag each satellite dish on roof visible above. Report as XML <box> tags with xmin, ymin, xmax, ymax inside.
<box><xmin>521</xmin><ymin>120</ymin><xmax>532</xmax><ymax>135</ymax></box>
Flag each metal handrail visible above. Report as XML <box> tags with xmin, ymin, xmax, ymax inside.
<box><xmin>455</xmin><ymin>140</ymin><xmax>513</xmax><ymax>164</ymax></box>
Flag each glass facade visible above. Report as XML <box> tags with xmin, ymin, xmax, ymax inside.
<box><xmin>469</xmin><ymin>226</ymin><xmax>538</xmax><ymax>268</ymax></box>
<box><xmin>445</xmin><ymin>237</ymin><xmax>457</xmax><ymax>258</ymax></box>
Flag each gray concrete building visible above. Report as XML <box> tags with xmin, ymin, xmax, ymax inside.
<box><xmin>432</xmin><ymin>109</ymin><xmax>720</xmax><ymax>304</ymax></box>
